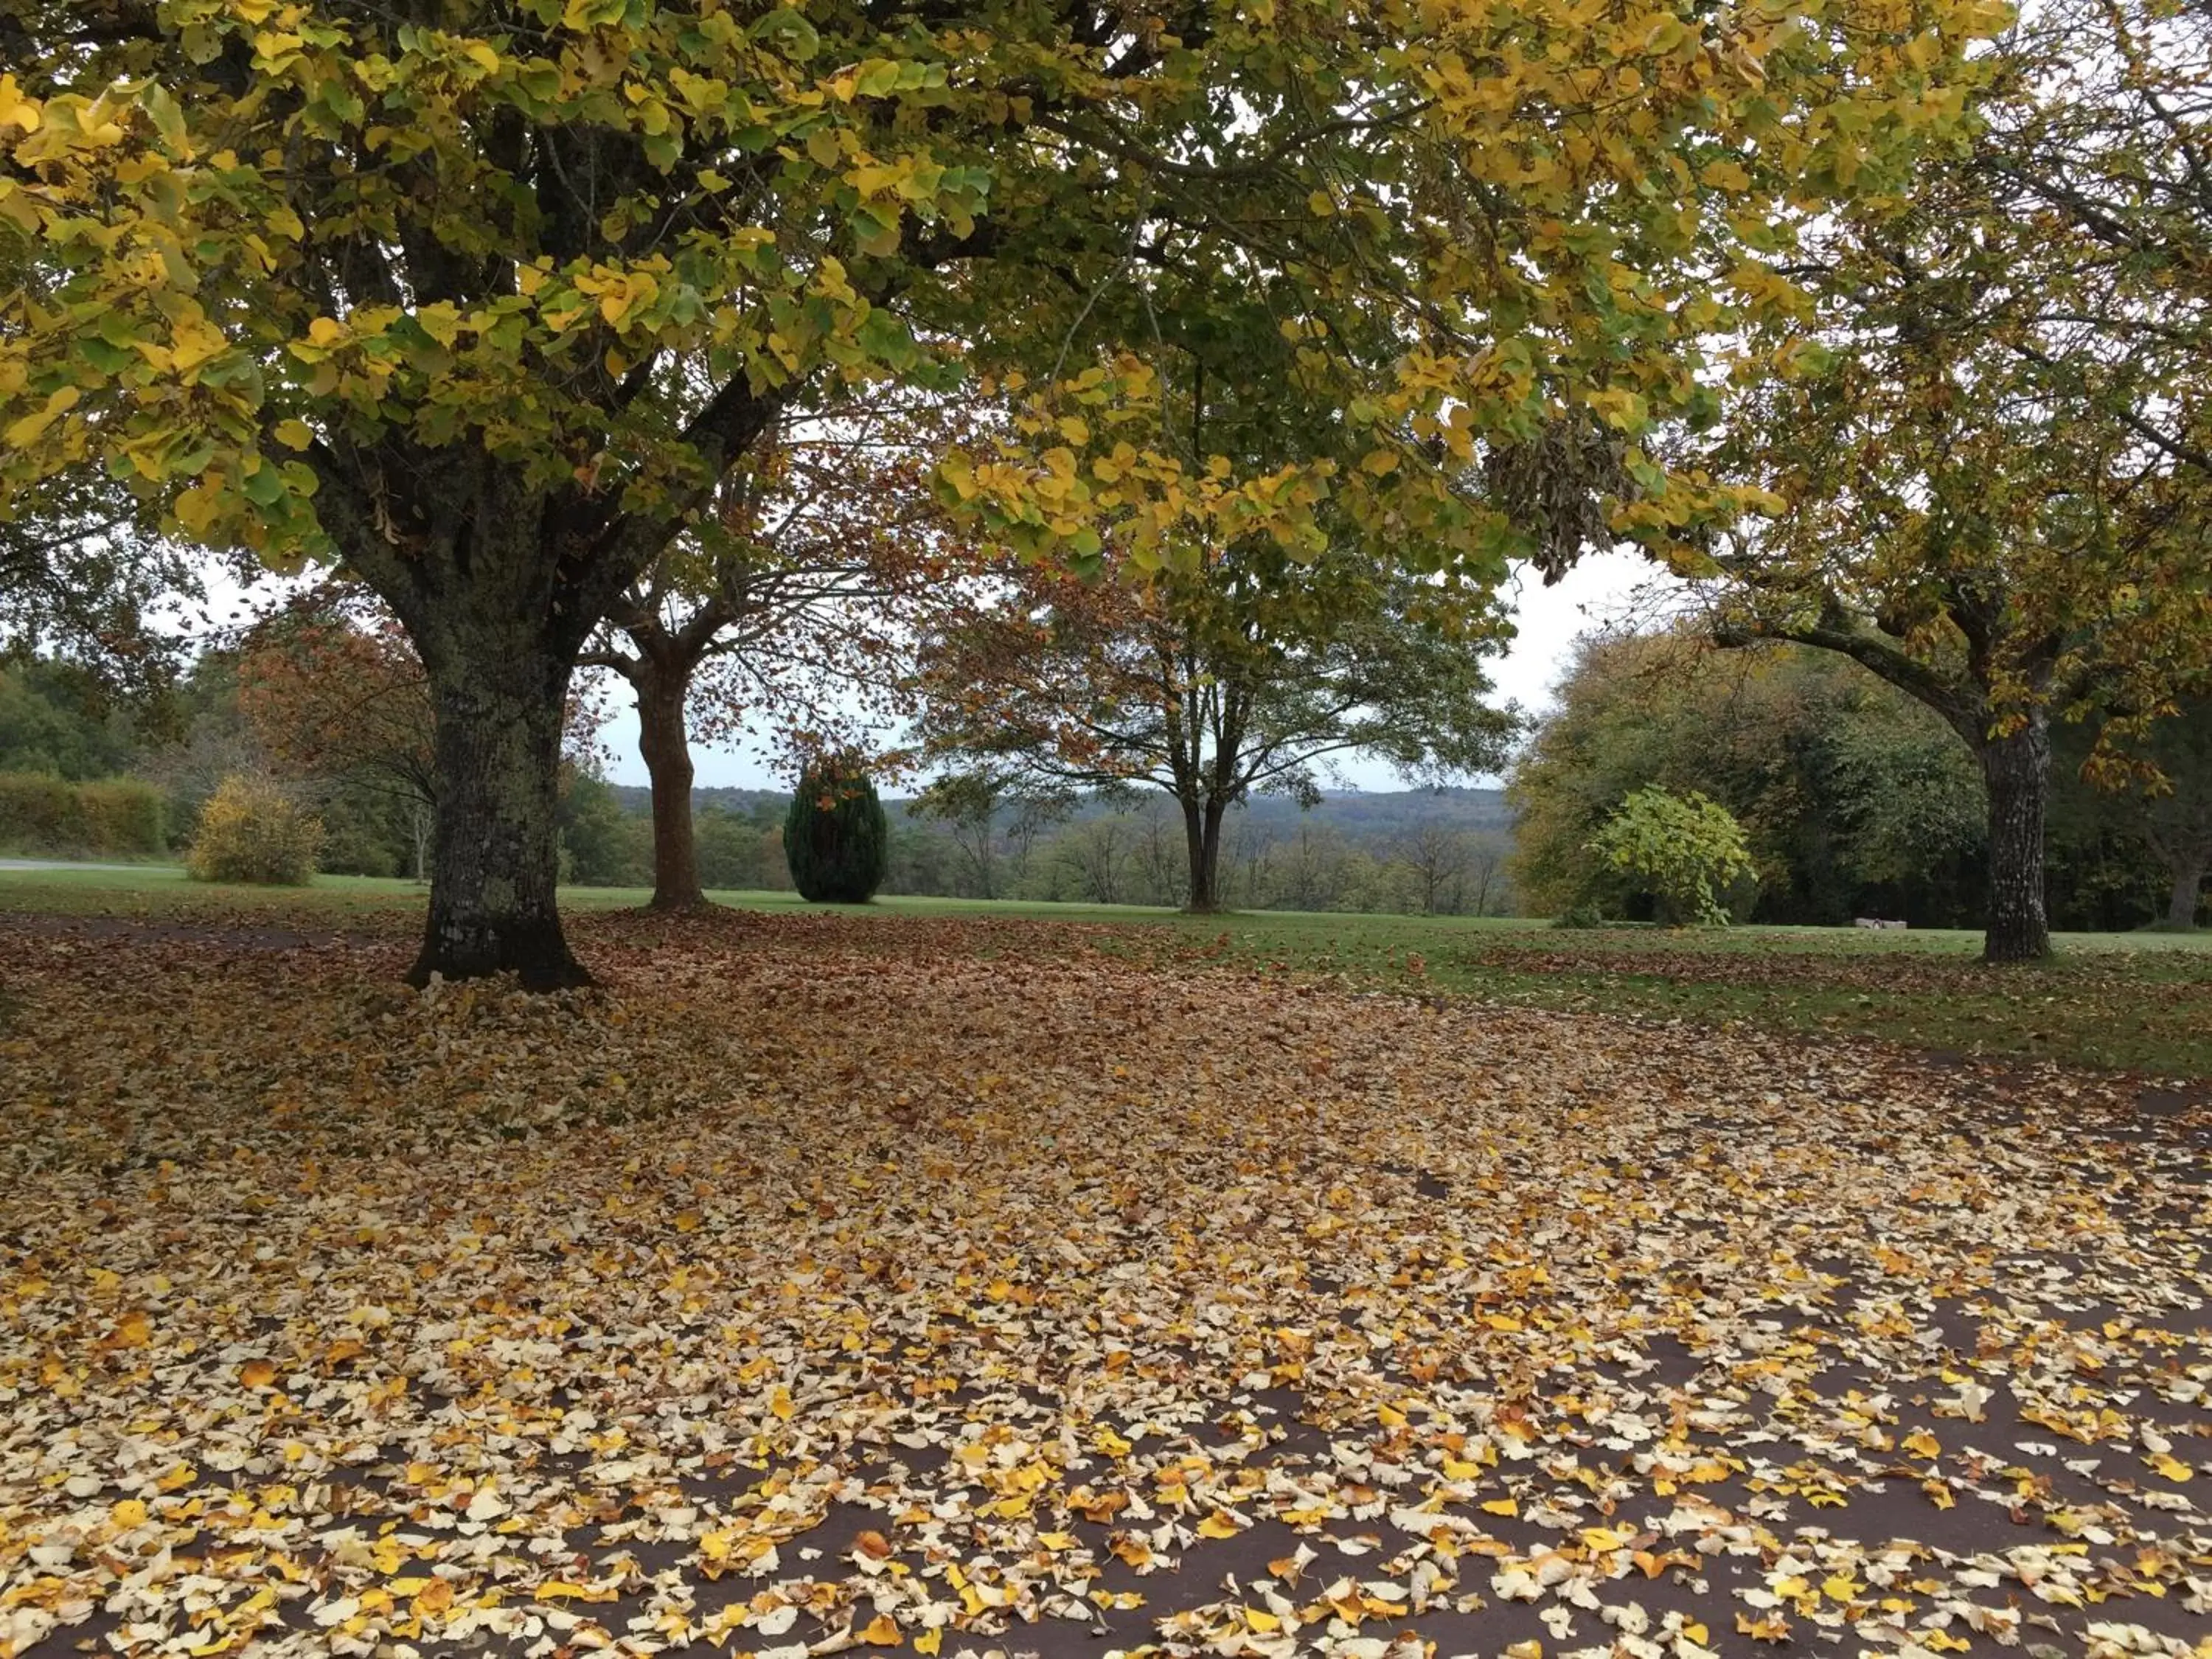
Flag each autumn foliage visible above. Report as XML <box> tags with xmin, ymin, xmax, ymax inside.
<box><xmin>0</xmin><ymin>772</ymin><xmax>163</xmax><ymax>857</ymax></box>
<box><xmin>185</xmin><ymin>773</ymin><xmax>322</xmax><ymax>886</ymax></box>
<box><xmin>2</xmin><ymin>908</ymin><xmax>2209</xmax><ymax>1654</ymax></box>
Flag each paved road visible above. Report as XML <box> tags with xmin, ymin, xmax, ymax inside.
<box><xmin>0</xmin><ymin>858</ymin><xmax>174</xmax><ymax>872</ymax></box>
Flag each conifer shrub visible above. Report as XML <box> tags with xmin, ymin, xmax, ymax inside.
<box><xmin>784</xmin><ymin>754</ymin><xmax>888</xmax><ymax>903</ymax></box>
<box><xmin>187</xmin><ymin>774</ymin><xmax>323</xmax><ymax>886</ymax></box>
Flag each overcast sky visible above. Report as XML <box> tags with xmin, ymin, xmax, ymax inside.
<box><xmin>591</xmin><ymin>545</ymin><xmax>1666</xmax><ymax>793</ymax></box>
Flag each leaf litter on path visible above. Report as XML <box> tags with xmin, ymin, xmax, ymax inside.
<box><xmin>0</xmin><ymin>911</ymin><xmax>2207</xmax><ymax>1659</ymax></box>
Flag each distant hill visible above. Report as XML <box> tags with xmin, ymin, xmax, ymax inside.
<box><xmin>608</xmin><ymin>783</ymin><xmax>787</xmax><ymax>817</ymax></box>
<box><xmin>608</xmin><ymin>781</ymin><xmax>1512</xmax><ymax>833</ymax></box>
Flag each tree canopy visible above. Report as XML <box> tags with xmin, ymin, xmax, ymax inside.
<box><xmin>1700</xmin><ymin>0</ymin><xmax>2212</xmax><ymax>961</ymax></box>
<box><xmin>915</xmin><ymin>532</ymin><xmax>1519</xmax><ymax>910</ymax></box>
<box><xmin>0</xmin><ymin>0</ymin><xmax>2003</xmax><ymax>981</ymax></box>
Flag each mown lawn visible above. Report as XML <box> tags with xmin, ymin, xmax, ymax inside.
<box><xmin>2</xmin><ymin>863</ymin><xmax>2208</xmax><ymax>1077</ymax></box>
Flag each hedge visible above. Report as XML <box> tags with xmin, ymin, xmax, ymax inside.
<box><xmin>0</xmin><ymin>771</ymin><xmax>166</xmax><ymax>857</ymax></box>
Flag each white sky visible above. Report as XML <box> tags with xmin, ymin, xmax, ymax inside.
<box><xmin>198</xmin><ymin>545</ymin><xmax>1663</xmax><ymax>794</ymax></box>
<box><xmin>597</xmin><ymin>545</ymin><xmax>1665</xmax><ymax>793</ymax></box>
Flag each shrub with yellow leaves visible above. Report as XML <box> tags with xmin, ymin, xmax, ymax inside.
<box><xmin>185</xmin><ymin>773</ymin><xmax>323</xmax><ymax>886</ymax></box>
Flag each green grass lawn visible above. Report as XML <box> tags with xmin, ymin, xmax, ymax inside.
<box><xmin>4</xmin><ymin>862</ymin><xmax>2207</xmax><ymax>1077</ymax></box>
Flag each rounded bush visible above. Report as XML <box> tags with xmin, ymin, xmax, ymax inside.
<box><xmin>785</xmin><ymin>754</ymin><xmax>888</xmax><ymax>904</ymax></box>
<box><xmin>187</xmin><ymin>773</ymin><xmax>324</xmax><ymax>886</ymax></box>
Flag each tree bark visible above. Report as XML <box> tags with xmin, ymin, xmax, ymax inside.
<box><xmin>634</xmin><ymin>661</ymin><xmax>707</xmax><ymax>911</ymax></box>
<box><xmin>2165</xmin><ymin>853</ymin><xmax>2206</xmax><ymax>929</ymax></box>
<box><xmin>1979</xmin><ymin>708</ymin><xmax>2053</xmax><ymax>963</ymax></box>
<box><xmin>410</xmin><ymin>633</ymin><xmax>588</xmax><ymax>989</ymax></box>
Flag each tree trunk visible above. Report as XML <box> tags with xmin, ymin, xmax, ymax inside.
<box><xmin>1183</xmin><ymin>795</ymin><xmax>1228</xmax><ymax>913</ymax></box>
<box><xmin>410</xmin><ymin>636</ymin><xmax>588</xmax><ymax>989</ymax></box>
<box><xmin>1979</xmin><ymin>709</ymin><xmax>2052</xmax><ymax>964</ymax></box>
<box><xmin>2165</xmin><ymin>852</ymin><xmax>2206</xmax><ymax>930</ymax></box>
<box><xmin>635</xmin><ymin>664</ymin><xmax>707</xmax><ymax>911</ymax></box>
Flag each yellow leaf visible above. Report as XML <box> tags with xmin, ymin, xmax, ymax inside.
<box><xmin>1197</xmin><ymin>1512</ymin><xmax>1241</xmax><ymax>1540</ymax></box>
<box><xmin>673</xmin><ymin>1210</ymin><xmax>701</xmax><ymax>1233</ymax></box>
<box><xmin>170</xmin><ymin>317</ymin><xmax>229</xmax><ymax>371</ymax></box>
<box><xmin>860</xmin><ymin>1614</ymin><xmax>902</xmax><ymax>1646</ymax></box>
<box><xmin>111</xmin><ymin>1499</ymin><xmax>149</xmax><ymax>1529</ymax></box>
<box><xmin>272</xmin><ymin>419</ymin><xmax>313</xmax><ymax>452</ymax></box>
<box><xmin>1481</xmin><ymin>1498</ymin><xmax>1518</xmax><ymax>1517</ymax></box>
<box><xmin>770</xmin><ymin>1384</ymin><xmax>794</xmax><ymax>1420</ymax></box>
<box><xmin>914</xmin><ymin>1631</ymin><xmax>942</xmax><ymax>1656</ymax></box>
<box><xmin>1820</xmin><ymin>1574</ymin><xmax>1858</xmax><ymax>1601</ymax></box>
<box><xmin>240</xmin><ymin>1358</ymin><xmax>277</xmax><ymax>1388</ymax></box>
<box><xmin>111</xmin><ymin>1309</ymin><xmax>152</xmax><ymax>1348</ymax></box>
<box><xmin>3</xmin><ymin>405</ymin><xmax>57</xmax><ymax>448</ymax></box>
<box><xmin>0</xmin><ymin>73</ymin><xmax>41</xmax><ymax>133</ymax></box>
<box><xmin>2149</xmin><ymin>1452</ymin><xmax>2194</xmax><ymax>1481</ymax></box>
<box><xmin>1902</xmin><ymin>1429</ymin><xmax>1940</xmax><ymax>1459</ymax></box>
<box><xmin>535</xmin><ymin>1580</ymin><xmax>616</xmax><ymax>1602</ymax></box>
<box><xmin>1245</xmin><ymin>1609</ymin><xmax>1281</xmax><ymax>1633</ymax></box>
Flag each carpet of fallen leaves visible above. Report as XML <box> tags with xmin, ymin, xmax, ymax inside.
<box><xmin>2</xmin><ymin>910</ymin><xmax>2209</xmax><ymax>1659</ymax></box>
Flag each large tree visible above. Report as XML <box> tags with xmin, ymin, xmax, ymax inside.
<box><xmin>915</xmin><ymin>535</ymin><xmax>1519</xmax><ymax>911</ymax></box>
<box><xmin>0</xmin><ymin>0</ymin><xmax>1998</xmax><ymax>981</ymax></box>
<box><xmin>1706</xmin><ymin>0</ymin><xmax>2212</xmax><ymax>961</ymax></box>
<box><xmin>582</xmin><ymin>399</ymin><xmax>973</xmax><ymax>911</ymax></box>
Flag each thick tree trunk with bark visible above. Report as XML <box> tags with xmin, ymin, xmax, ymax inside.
<box><xmin>310</xmin><ymin>367</ymin><xmax>782</xmax><ymax>988</ymax></box>
<box><xmin>1181</xmin><ymin>795</ymin><xmax>1228</xmax><ymax>913</ymax></box>
<box><xmin>411</xmin><ymin>631</ymin><xmax>587</xmax><ymax>989</ymax></box>
<box><xmin>2165</xmin><ymin>855</ymin><xmax>2206</xmax><ymax>930</ymax></box>
<box><xmin>634</xmin><ymin>663</ymin><xmax>706</xmax><ymax>911</ymax></box>
<box><xmin>1978</xmin><ymin>708</ymin><xmax>2053</xmax><ymax>964</ymax></box>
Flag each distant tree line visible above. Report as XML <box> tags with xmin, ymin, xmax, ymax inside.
<box><xmin>576</xmin><ymin>781</ymin><xmax>1518</xmax><ymax>917</ymax></box>
<box><xmin>0</xmin><ymin>642</ymin><xmax>1519</xmax><ymax>918</ymax></box>
<box><xmin>1511</xmin><ymin>633</ymin><xmax>2208</xmax><ymax>933</ymax></box>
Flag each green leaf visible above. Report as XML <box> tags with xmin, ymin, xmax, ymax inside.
<box><xmin>750</xmin><ymin>8</ymin><xmax>820</xmax><ymax>61</ymax></box>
